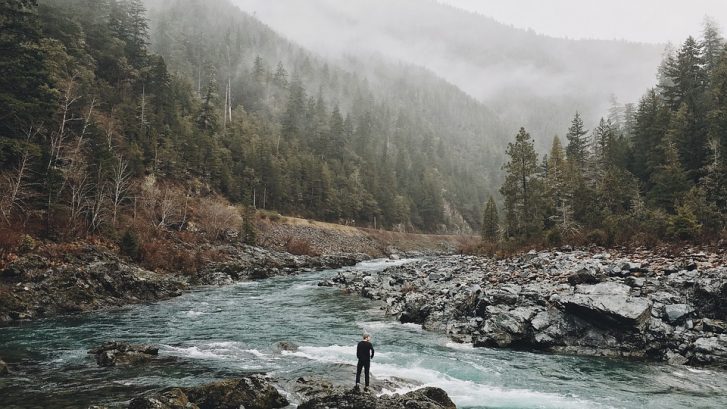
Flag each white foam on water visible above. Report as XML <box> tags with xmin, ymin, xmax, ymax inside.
<box><xmin>290</xmin><ymin>344</ymin><xmax>612</xmax><ymax>409</ymax></box>
<box><xmin>287</xmin><ymin>344</ymin><xmax>392</xmax><ymax>363</ymax></box>
<box><xmin>184</xmin><ymin>310</ymin><xmax>205</xmax><ymax>318</ymax></box>
<box><xmin>401</xmin><ymin>323</ymin><xmax>424</xmax><ymax>331</ymax></box>
<box><xmin>162</xmin><ymin>341</ymin><xmax>275</xmax><ymax>362</ymax></box>
<box><xmin>445</xmin><ymin>341</ymin><xmax>474</xmax><ymax>350</ymax></box>
<box><xmin>357</xmin><ymin>321</ymin><xmax>423</xmax><ymax>334</ymax></box>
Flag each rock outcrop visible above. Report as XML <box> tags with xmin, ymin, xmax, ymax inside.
<box><xmin>328</xmin><ymin>247</ymin><xmax>727</xmax><ymax>367</ymax></box>
<box><xmin>297</xmin><ymin>386</ymin><xmax>456</xmax><ymax>409</ymax></box>
<box><xmin>88</xmin><ymin>341</ymin><xmax>159</xmax><ymax>367</ymax></box>
<box><xmin>127</xmin><ymin>375</ymin><xmax>289</xmax><ymax>409</ymax></box>
<box><xmin>0</xmin><ymin>247</ymin><xmax>188</xmax><ymax>324</ymax></box>
<box><xmin>0</xmin><ymin>243</ymin><xmax>367</xmax><ymax>324</ymax></box>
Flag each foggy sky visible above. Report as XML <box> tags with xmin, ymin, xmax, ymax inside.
<box><xmin>440</xmin><ymin>0</ymin><xmax>727</xmax><ymax>44</ymax></box>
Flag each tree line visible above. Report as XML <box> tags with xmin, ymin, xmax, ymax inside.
<box><xmin>488</xmin><ymin>20</ymin><xmax>727</xmax><ymax>246</ymax></box>
<box><xmin>0</xmin><ymin>0</ymin><xmax>505</xmax><ymax>244</ymax></box>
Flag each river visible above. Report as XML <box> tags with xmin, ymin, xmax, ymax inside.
<box><xmin>2</xmin><ymin>258</ymin><xmax>727</xmax><ymax>408</ymax></box>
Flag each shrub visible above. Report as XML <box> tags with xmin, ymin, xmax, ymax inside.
<box><xmin>241</xmin><ymin>206</ymin><xmax>257</xmax><ymax>246</ymax></box>
<box><xmin>545</xmin><ymin>229</ymin><xmax>562</xmax><ymax>247</ymax></box>
<box><xmin>667</xmin><ymin>203</ymin><xmax>702</xmax><ymax>240</ymax></box>
<box><xmin>585</xmin><ymin>229</ymin><xmax>608</xmax><ymax>246</ymax></box>
<box><xmin>120</xmin><ymin>230</ymin><xmax>141</xmax><ymax>261</ymax></box>
<box><xmin>285</xmin><ymin>237</ymin><xmax>318</xmax><ymax>256</ymax></box>
<box><xmin>18</xmin><ymin>234</ymin><xmax>36</xmax><ymax>253</ymax></box>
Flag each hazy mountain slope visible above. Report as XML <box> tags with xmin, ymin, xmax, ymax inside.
<box><xmin>232</xmin><ymin>0</ymin><xmax>664</xmax><ymax>146</ymax></box>
<box><xmin>144</xmin><ymin>0</ymin><xmax>507</xmax><ymax>231</ymax></box>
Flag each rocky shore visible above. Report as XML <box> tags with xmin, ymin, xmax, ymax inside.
<box><xmin>324</xmin><ymin>246</ymin><xmax>727</xmax><ymax>367</ymax></box>
<box><xmin>70</xmin><ymin>339</ymin><xmax>456</xmax><ymax>408</ymax></box>
<box><xmin>91</xmin><ymin>370</ymin><xmax>455</xmax><ymax>409</ymax></box>
<box><xmin>0</xmin><ymin>243</ymin><xmax>367</xmax><ymax>325</ymax></box>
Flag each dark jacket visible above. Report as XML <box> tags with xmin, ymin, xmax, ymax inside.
<box><xmin>356</xmin><ymin>340</ymin><xmax>374</xmax><ymax>361</ymax></box>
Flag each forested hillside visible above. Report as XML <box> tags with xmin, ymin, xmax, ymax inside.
<box><xmin>0</xmin><ymin>0</ymin><xmax>506</xmax><ymax>244</ymax></box>
<box><xmin>145</xmin><ymin>0</ymin><xmax>505</xmax><ymax>232</ymax></box>
<box><xmin>232</xmin><ymin>0</ymin><xmax>664</xmax><ymax>150</ymax></box>
<box><xmin>492</xmin><ymin>23</ymin><xmax>727</xmax><ymax>246</ymax></box>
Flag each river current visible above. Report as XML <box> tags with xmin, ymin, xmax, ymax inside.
<box><xmin>2</xmin><ymin>258</ymin><xmax>727</xmax><ymax>408</ymax></box>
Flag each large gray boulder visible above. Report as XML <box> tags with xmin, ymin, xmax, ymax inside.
<box><xmin>298</xmin><ymin>386</ymin><xmax>456</xmax><ymax>409</ymax></box>
<box><xmin>663</xmin><ymin>304</ymin><xmax>694</xmax><ymax>324</ymax></box>
<box><xmin>562</xmin><ymin>282</ymin><xmax>652</xmax><ymax>329</ymax></box>
<box><xmin>128</xmin><ymin>376</ymin><xmax>288</xmax><ymax>409</ymax></box>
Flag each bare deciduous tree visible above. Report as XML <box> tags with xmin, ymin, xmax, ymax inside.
<box><xmin>110</xmin><ymin>156</ymin><xmax>132</xmax><ymax>226</ymax></box>
<box><xmin>0</xmin><ymin>125</ymin><xmax>41</xmax><ymax>225</ymax></box>
<box><xmin>198</xmin><ymin>198</ymin><xmax>240</xmax><ymax>240</ymax></box>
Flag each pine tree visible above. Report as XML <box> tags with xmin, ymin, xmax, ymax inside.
<box><xmin>565</xmin><ymin>112</ymin><xmax>589</xmax><ymax>171</ymax></box>
<box><xmin>0</xmin><ymin>0</ymin><xmax>54</xmax><ymax>159</ymax></box>
<box><xmin>544</xmin><ymin>136</ymin><xmax>574</xmax><ymax>230</ymax></box>
<box><xmin>592</xmin><ymin>117</ymin><xmax>616</xmax><ymax>175</ymax></box>
<box><xmin>631</xmin><ymin>90</ymin><xmax>671</xmax><ymax>182</ymax></box>
<box><xmin>196</xmin><ymin>70</ymin><xmax>220</xmax><ymax>133</ymax></box>
<box><xmin>648</xmin><ymin>135</ymin><xmax>691</xmax><ymax>212</ymax></box>
<box><xmin>660</xmin><ymin>36</ymin><xmax>707</xmax><ymax>111</ymax></box>
<box><xmin>481</xmin><ymin>196</ymin><xmax>498</xmax><ymax>241</ymax></box>
<box><xmin>500</xmin><ymin>127</ymin><xmax>542</xmax><ymax>239</ymax></box>
<box><xmin>702</xmin><ymin>17</ymin><xmax>724</xmax><ymax>76</ymax></box>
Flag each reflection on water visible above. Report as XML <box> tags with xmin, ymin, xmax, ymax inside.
<box><xmin>2</xmin><ymin>258</ymin><xmax>727</xmax><ymax>408</ymax></box>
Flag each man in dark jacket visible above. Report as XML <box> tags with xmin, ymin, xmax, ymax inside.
<box><xmin>355</xmin><ymin>334</ymin><xmax>374</xmax><ymax>389</ymax></box>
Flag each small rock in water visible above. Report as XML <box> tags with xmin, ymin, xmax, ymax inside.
<box><xmin>273</xmin><ymin>341</ymin><xmax>299</xmax><ymax>352</ymax></box>
<box><xmin>0</xmin><ymin>358</ymin><xmax>8</xmax><ymax>376</ymax></box>
<box><xmin>88</xmin><ymin>341</ymin><xmax>158</xmax><ymax>367</ymax></box>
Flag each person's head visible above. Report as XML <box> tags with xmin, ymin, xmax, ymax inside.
<box><xmin>363</xmin><ymin>333</ymin><xmax>371</xmax><ymax>342</ymax></box>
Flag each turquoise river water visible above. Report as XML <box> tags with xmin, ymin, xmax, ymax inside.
<box><xmin>2</xmin><ymin>259</ymin><xmax>727</xmax><ymax>408</ymax></box>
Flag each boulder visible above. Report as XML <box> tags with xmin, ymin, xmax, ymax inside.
<box><xmin>476</xmin><ymin>307</ymin><xmax>538</xmax><ymax>348</ymax></box>
<box><xmin>702</xmin><ymin>318</ymin><xmax>727</xmax><ymax>334</ymax></box>
<box><xmin>0</xmin><ymin>358</ymin><xmax>8</xmax><ymax>376</ymax></box>
<box><xmin>563</xmin><ymin>283</ymin><xmax>651</xmax><ymax>329</ymax></box>
<box><xmin>298</xmin><ymin>386</ymin><xmax>456</xmax><ymax>409</ymax></box>
<box><xmin>129</xmin><ymin>388</ymin><xmax>197</xmax><ymax>409</ymax></box>
<box><xmin>691</xmin><ymin>335</ymin><xmax>727</xmax><ymax>366</ymax></box>
<box><xmin>88</xmin><ymin>341</ymin><xmax>158</xmax><ymax>367</ymax></box>
<box><xmin>184</xmin><ymin>376</ymin><xmax>288</xmax><ymax>409</ymax></box>
<box><xmin>127</xmin><ymin>376</ymin><xmax>288</xmax><ymax>409</ymax></box>
<box><xmin>399</xmin><ymin>293</ymin><xmax>431</xmax><ymax>324</ymax></box>
<box><xmin>273</xmin><ymin>341</ymin><xmax>299</xmax><ymax>353</ymax></box>
<box><xmin>567</xmin><ymin>267</ymin><xmax>604</xmax><ymax>286</ymax></box>
<box><xmin>663</xmin><ymin>304</ymin><xmax>694</xmax><ymax>324</ymax></box>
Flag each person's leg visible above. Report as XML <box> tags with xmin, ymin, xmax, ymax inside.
<box><xmin>356</xmin><ymin>360</ymin><xmax>363</xmax><ymax>385</ymax></box>
<box><xmin>364</xmin><ymin>360</ymin><xmax>370</xmax><ymax>387</ymax></box>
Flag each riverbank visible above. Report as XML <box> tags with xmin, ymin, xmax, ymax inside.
<box><xmin>0</xmin><ymin>241</ymin><xmax>367</xmax><ymax>325</ymax></box>
<box><xmin>0</xmin><ymin>213</ymin><xmax>467</xmax><ymax>325</ymax></box>
<box><xmin>325</xmin><ymin>245</ymin><xmax>727</xmax><ymax>367</ymax></box>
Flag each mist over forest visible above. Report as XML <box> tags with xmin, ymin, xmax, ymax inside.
<box><xmin>231</xmin><ymin>0</ymin><xmax>665</xmax><ymax>148</ymax></box>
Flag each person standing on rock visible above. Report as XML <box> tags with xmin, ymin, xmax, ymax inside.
<box><xmin>355</xmin><ymin>333</ymin><xmax>375</xmax><ymax>390</ymax></box>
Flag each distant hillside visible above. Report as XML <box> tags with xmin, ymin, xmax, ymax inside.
<box><xmin>144</xmin><ymin>0</ymin><xmax>506</xmax><ymax>231</ymax></box>
<box><xmin>231</xmin><ymin>0</ymin><xmax>664</xmax><ymax>147</ymax></box>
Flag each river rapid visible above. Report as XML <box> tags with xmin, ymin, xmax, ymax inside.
<box><xmin>2</xmin><ymin>258</ymin><xmax>727</xmax><ymax>408</ymax></box>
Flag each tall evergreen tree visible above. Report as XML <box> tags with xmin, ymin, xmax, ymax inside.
<box><xmin>0</xmin><ymin>0</ymin><xmax>54</xmax><ymax>164</ymax></box>
<box><xmin>481</xmin><ymin>196</ymin><xmax>498</xmax><ymax>241</ymax></box>
<box><xmin>631</xmin><ymin>89</ymin><xmax>671</xmax><ymax>182</ymax></box>
<box><xmin>702</xmin><ymin>17</ymin><xmax>724</xmax><ymax>76</ymax></box>
<box><xmin>500</xmin><ymin>127</ymin><xmax>542</xmax><ymax>239</ymax></box>
<box><xmin>648</xmin><ymin>135</ymin><xmax>691</xmax><ymax>212</ymax></box>
<box><xmin>565</xmin><ymin>112</ymin><xmax>589</xmax><ymax>171</ymax></box>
